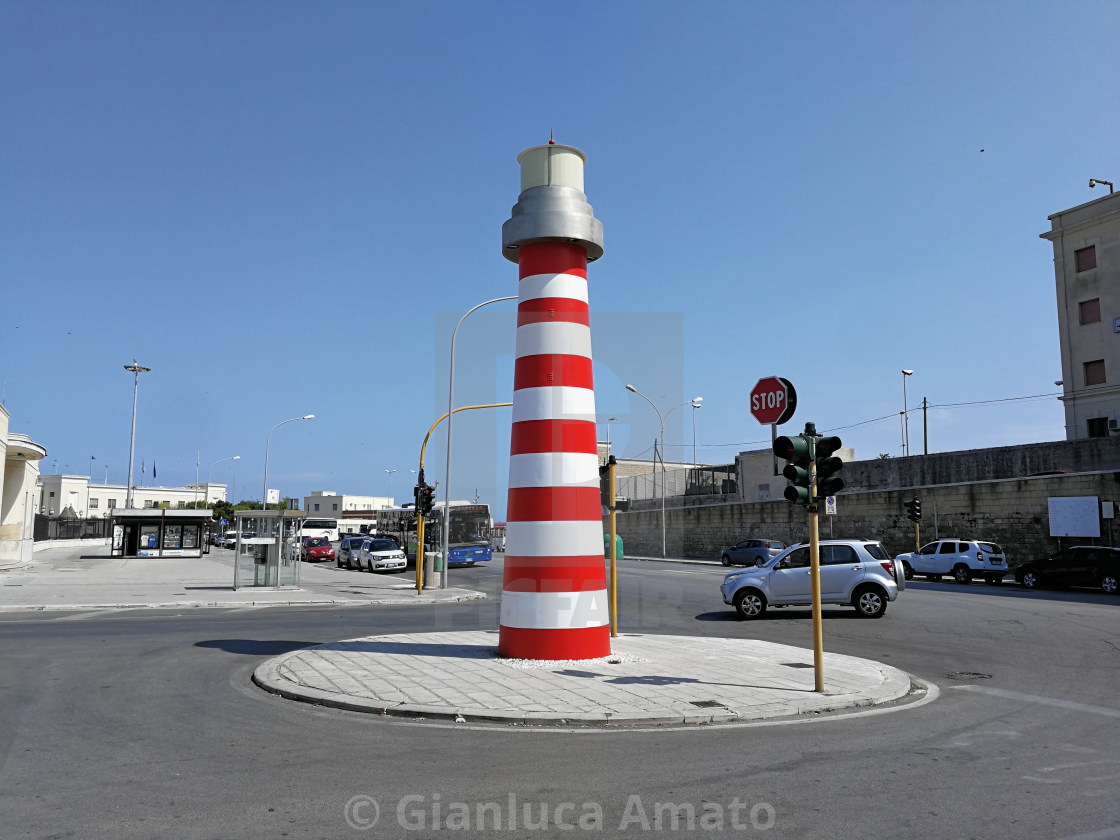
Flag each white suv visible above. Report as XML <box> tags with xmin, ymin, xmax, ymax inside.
<box><xmin>720</xmin><ymin>539</ymin><xmax>905</xmax><ymax>619</ymax></box>
<box><xmin>894</xmin><ymin>539</ymin><xmax>1007</xmax><ymax>585</ymax></box>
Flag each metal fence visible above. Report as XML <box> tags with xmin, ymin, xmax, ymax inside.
<box><xmin>33</xmin><ymin>515</ymin><xmax>113</xmax><ymax>542</ymax></box>
<box><xmin>618</xmin><ymin>465</ymin><xmax>739</xmax><ymax>502</ymax></box>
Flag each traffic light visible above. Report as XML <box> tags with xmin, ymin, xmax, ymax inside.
<box><xmin>774</xmin><ymin>434</ymin><xmax>814</xmax><ymax>505</ymax></box>
<box><xmin>815</xmin><ymin>435</ymin><xmax>845</xmax><ymax>497</ymax></box>
<box><xmin>905</xmin><ymin>497</ymin><xmax>922</xmax><ymax>522</ymax></box>
<box><xmin>418</xmin><ymin>484</ymin><xmax>435</xmax><ymax>515</ymax></box>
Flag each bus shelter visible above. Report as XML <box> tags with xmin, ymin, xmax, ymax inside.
<box><xmin>232</xmin><ymin>510</ymin><xmax>304</xmax><ymax>589</ymax></box>
<box><xmin>110</xmin><ymin>509</ymin><xmax>212</xmax><ymax>558</ymax></box>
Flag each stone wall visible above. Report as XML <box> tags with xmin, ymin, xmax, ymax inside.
<box><xmin>606</xmin><ymin>470</ymin><xmax>1120</xmax><ymax>567</ymax></box>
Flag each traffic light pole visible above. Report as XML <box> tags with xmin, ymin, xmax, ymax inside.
<box><xmin>808</xmin><ymin>461</ymin><xmax>825</xmax><ymax>694</ymax></box>
<box><xmin>413</xmin><ymin>401</ymin><xmax>513</xmax><ymax>595</ymax></box>
<box><xmin>608</xmin><ymin>455</ymin><xmax>619</xmax><ymax>637</ymax></box>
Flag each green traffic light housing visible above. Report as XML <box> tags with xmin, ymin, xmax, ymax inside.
<box><xmin>815</xmin><ymin>434</ymin><xmax>845</xmax><ymax>497</ymax></box>
<box><xmin>774</xmin><ymin>433</ymin><xmax>814</xmax><ymax>505</ymax></box>
<box><xmin>906</xmin><ymin>496</ymin><xmax>922</xmax><ymax>522</ymax></box>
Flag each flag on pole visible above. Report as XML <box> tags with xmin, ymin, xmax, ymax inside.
<box><xmin>142</xmin><ymin>460</ymin><xmax>145</xmax><ymax>474</ymax></box>
<box><xmin>153</xmin><ymin>461</ymin><xmax>157</xmax><ymax>480</ymax></box>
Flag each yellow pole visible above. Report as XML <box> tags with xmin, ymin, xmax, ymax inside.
<box><xmin>415</xmin><ymin>510</ymin><xmax>425</xmax><ymax>595</ymax></box>
<box><xmin>415</xmin><ymin>402</ymin><xmax>512</xmax><ymax>596</ymax></box>
<box><xmin>608</xmin><ymin>455</ymin><xmax>618</xmax><ymax>637</ymax></box>
<box><xmin>915</xmin><ymin>522</ymin><xmax>920</xmax><ymax>552</ymax></box>
<box><xmin>809</xmin><ymin>457</ymin><xmax>825</xmax><ymax>693</ymax></box>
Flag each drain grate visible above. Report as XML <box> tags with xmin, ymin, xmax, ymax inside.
<box><xmin>689</xmin><ymin>700</ymin><xmax>725</xmax><ymax>708</ymax></box>
<box><xmin>781</xmin><ymin>662</ymin><xmax>815</xmax><ymax>669</ymax></box>
<box><xmin>944</xmin><ymin>671</ymin><xmax>992</xmax><ymax>681</ymax></box>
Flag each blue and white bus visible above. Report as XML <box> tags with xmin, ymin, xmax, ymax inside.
<box><xmin>298</xmin><ymin>517</ymin><xmax>340</xmax><ymax>543</ymax></box>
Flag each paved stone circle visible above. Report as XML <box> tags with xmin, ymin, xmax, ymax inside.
<box><xmin>253</xmin><ymin>630</ymin><xmax>917</xmax><ymax>728</ymax></box>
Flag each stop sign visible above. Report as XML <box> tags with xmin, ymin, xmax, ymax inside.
<box><xmin>750</xmin><ymin>377</ymin><xmax>797</xmax><ymax>425</ymax></box>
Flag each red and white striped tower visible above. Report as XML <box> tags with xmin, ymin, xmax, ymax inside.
<box><xmin>498</xmin><ymin>142</ymin><xmax>608</xmax><ymax>660</ymax></box>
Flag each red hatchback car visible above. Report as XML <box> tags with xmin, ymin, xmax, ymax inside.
<box><xmin>301</xmin><ymin>536</ymin><xmax>336</xmax><ymax>563</ymax></box>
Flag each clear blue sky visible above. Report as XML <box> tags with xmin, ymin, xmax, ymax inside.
<box><xmin>3</xmin><ymin>1</ymin><xmax>1117</xmax><ymax>518</ymax></box>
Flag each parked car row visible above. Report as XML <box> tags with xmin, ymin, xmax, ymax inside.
<box><xmin>719</xmin><ymin>535</ymin><xmax>1119</xmax><ymax>621</ymax></box>
<box><xmin>337</xmin><ymin>535</ymin><xmax>407</xmax><ymax>573</ymax></box>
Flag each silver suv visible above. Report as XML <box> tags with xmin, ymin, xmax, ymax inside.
<box><xmin>720</xmin><ymin>539</ymin><xmax>905</xmax><ymax>619</ymax></box>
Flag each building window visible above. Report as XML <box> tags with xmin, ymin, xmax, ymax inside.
<box><xmin>144</xmin><ymin>500</ymin><xmax>155</xmax><ymax>509</ymax></box>
<box><xmin>1080</xmin><ymin>298</ymin><xmax>1101</xmax><ymax>325</ymax></box>
<box><xmin>177</xmin><ymin>501</ymin><xmax>185</xmax><ymax>509</ymax></box>
<box><xmin>49</xmin><ymin>491</ymin><xmax>55</xmax><ymax>499</ymax></box>
<box><xmin>89</xmin><ymin>498</ymin><xmax>99</xmax><ymax>509</ymax></box>
<box><xmin>1087</xmin><ymin>417</ymin><xmax>1110</xmax><ymax>438</ymax></box>
<box><xmin>1076</xmin><ymin>246</ymin><xmax>1097</xmax><ymax>272</ymax></box>
<box><xmin>314</xmin><ymin>503</ymin><xmax>320</xmax><ymax>511</ymax></box>
<box><xmin>107</xmin><ymin>498</ymin><xmax>117</xmax><ymax>509</ymax></box>
<box><xmin>332</xmin><ymin>503</ymin><xmax>338</xmax><ymax>511</ymax></box>
<box><xmin>1085</xmin><ymin>359</ymin><xmax>1106</xmax><ymax>386</ymax></box>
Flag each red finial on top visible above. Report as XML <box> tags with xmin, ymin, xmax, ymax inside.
<box><xmin>549</xmin><ymin>130</ymin><xmax>555</xmax><ymax>145</ymax></box>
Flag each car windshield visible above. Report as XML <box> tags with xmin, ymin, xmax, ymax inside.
<box><xmin>365</xmin><ymin>539</ymin><xmax>397</xmax><ymax>551</ymax></box>
<box><xmin>863</xmin><ymin>543</ymin><xmax>889</xmax><ymax>560</ymax></box>
<box><xmin>307</xmin><ymin>538</ymin><xmax>328</xmax><ymax>547</ymax></box>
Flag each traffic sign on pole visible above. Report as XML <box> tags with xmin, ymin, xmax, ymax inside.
<box><xmin>750</xmin><ymin>376</ymin><xmax>797</xmax><ymax>425</ymax></box>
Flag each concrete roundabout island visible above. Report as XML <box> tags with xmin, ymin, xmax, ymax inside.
<box><xmin>252</xmin><ymin>631</ymin><xmax>927</xmax><ymax>728</ymax></box>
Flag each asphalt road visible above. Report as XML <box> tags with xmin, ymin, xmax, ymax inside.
<box><xmin>1</xmin><ymin>557</ymin><xmax>1118</xmax><ymax>839</ymax></box>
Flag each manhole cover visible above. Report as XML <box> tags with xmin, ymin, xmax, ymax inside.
<box><xmin>781</xmin><ymin>662</ymin><xmax>814</xmax><ymax>669</ymax></box>
<box><xmin>689</xmin><ymin>700</ymin><xmax>725</xmax><ymax>708</ymax></box>
<box><xmin>944</xmin><ymin>671</ymin><xmax>992</xmax><ymax>681</ymax></box>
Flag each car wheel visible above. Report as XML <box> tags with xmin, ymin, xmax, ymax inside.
<box><xmin>853</xmin><ymin>585</ymin><xmax>887</xmax><ymax>618</ymax></box>
<box><xmin>902</xmin><ymin>561</ymin><xmax>914</xmax><ymax>581</ymax></box>
<box><xmin>927</xmin><ymin>574</ymin><xmax>942</xmax><ymax>582</ymax></box>
<box><xmin>1021</xmin><ymin>570</ymin><xmax>1040</xmax><ymax>589</ymax></box>
<box><xmin>721</xmin><ymin>554</ymin><xmax>732</xmax><ymax>567</ymax></box>
<box><xmin>1101</xmin><ymin>573</ymin><xmax>1118</xmax><ymax>595</ymax></box>
<box><xmin>733</xmin><ymin>589</ymin><xmax>767</xmax><ymax>619</ymax></box>
<box><xmin>953</xmin><ymin>565</ymin><xmax>973</xmax><ymax>585</ymax></box>
<box><xmin>984</xmin><ymin>574</ymin><xmax>1003</xmax><ymax>585</ymax></box>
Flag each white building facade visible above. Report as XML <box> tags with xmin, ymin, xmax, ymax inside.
<box><xmin>37</xmin><ymin>474</ymin><xmax>228</xmax><ymax>518</ymax></box>
<box><xmin>302</xmin><ymin>491</ymin><xmax>394</xmax><ymax>515</ymax></box>
<box><xmin>1</xmin><ymin>405</ymin><xmax>48</xmax><ymax>567</ymax></box>
<box><xmin>1042</xmin><ymin>190</ymin><xmax>1120</xmax><ymax>440</ymax></box>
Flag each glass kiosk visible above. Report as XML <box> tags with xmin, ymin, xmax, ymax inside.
<box><xmin>232</xmin><ymin>510</ymin><xmax>304</xmax><ymax>590</ymax></box>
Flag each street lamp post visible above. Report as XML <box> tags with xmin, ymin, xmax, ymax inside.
<box><xmin>207</xmin><ymin>456</ymin><xmax>241</xmax><ymax>505</ymax></box>
<box><xmin>902</xmin><ymin>370</ymin><xmax>914</xmax><ymax>457</ymax></box>
<box><xmin>691</xmin><ymin>400</ymin><xmax>702</xmax><ymax>465</ymax></box>
<box><xmin>626</xmin><ymin>384</ymin><xmax>666</xmax><ymax>558</ymax></box>
<box><xmin>384</xmin><ymin>469</ymin><xmax>396</xmax><ymax>502</ymax></box>
<box><xmin>440</xmin><ymin>295</ymin><xmax>516</xmax><ymax>588</ymax></box>
<box><xmin>123</xmin><ymin>360</ymin><xmax>151</xmax><ymax>509</ymax></box>
<box><xmin>263</xmin><ymin>416</ymin><xmax>314</xmax><ymax>512</ymax></box>
<box><xmin>605</xmin><ymin>417</ymin><xmax>618</xmax><ymax>454</ymax></box>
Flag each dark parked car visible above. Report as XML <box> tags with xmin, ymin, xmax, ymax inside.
<box><xmin>721</xmin><ymin>538</ymin><xmax>786</xmax><ymax>567</ymax></box>
<box><xmin>1015</xmin><ymin>546</ymin><xmax>1120</xmax><ymax>594</ymax></box>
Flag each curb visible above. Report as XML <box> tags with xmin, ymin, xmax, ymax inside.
<box><xmin>625</xmin><ymin>556</ymin><xmax>724</xmax><ymax>567</ymax></box>
<box><xmin>0</xmin><ymin>591</ymin><xmax>488</xmax><ymax>612</ymax></box>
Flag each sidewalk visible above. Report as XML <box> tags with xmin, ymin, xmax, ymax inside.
<box><xmin>254</xmin><ymin>630</ymin><xmax>924</xmax><ymax>727</ymax></box>
<box><xmin>0</xmin><ymin>545</ymin><xmax>485</xmax><ymax>611</ymax></box>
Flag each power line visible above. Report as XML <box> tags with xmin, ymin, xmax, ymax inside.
<box><xmin>656</xmin><ymin>390</ymin><xmax>1062</xmax><ymax>452</ymax></box>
